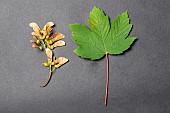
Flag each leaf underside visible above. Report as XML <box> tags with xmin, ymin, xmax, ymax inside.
<box><xmin>70</xmin><ymin>6</ymin><xmax>137</xmax><ymax>60</ymax></box>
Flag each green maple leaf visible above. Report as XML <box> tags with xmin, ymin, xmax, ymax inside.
<box><xmin>70</xmin><ymin>6</ymin><xmax>137</xmax><ymax>106</ymax></box>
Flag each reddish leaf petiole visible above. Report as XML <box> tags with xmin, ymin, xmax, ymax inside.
<box><xmin>104</xmin><ymin>53</ymin><xmax>109</xmax><ymax>106</ymax></box>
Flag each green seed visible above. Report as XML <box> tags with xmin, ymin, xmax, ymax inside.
<box><xmin>36</xmin><ymin>40</ymin><xmax>40</xmax><ymax>44</ymax></box>
<box><xmin>43</xmin><ymin>35</ymin><xmax>45</xmax><ymax>39</ymax></box>
<box><xmin>39</xmin><ymin>46</ymin><xmax>43</xmax><ymax>50</ymax></box>
<box><xmin>54</xmin><ymin>64</ymin><xmax>60</xmax><ymax>68</ymax></box>
<box><xmin>48</xmin><ymin>60</ymin><xmax>52</xmax><ymax>64</ymax></box>
<box><xmin>51</xmin><ymin>62</ymin><xmax>55</xmax><ymax>65</ymax></box>
<box><xmin>48</xmin><ymin>45</ymin><xmax>51</xmax><ymax>49</ymax></box>
<box><xmin>43</xmin><ymin>62</ymin><xmax>49</xmax><ymax>67</ymax></box>
<box><xmin>39</xmin><ymin>36</ymin><xmax>44</xmax><ymax>40</ymax></box>
<box><xmin>48</xmin><ymin>45</ymin><xmax>54</xmax><ymax>50</ymax></box>
<box><xmin>40</xmin><ymin>30</ymin><xmax>43</xmax><ymax>33</ymax></box>
<box><xmin>46</xmin><ymin>35</ymin><xmax>49</xmax><ymax>39</ymax></box>
<box><xmin>48</xmin><ymin>40</ymin><xmax>53</xmax><ymax>45</ymax></box>
<box><xmin>50</xmin><ymin>45</ymin><xmax>54</xmax><ymax>49</ymax></box>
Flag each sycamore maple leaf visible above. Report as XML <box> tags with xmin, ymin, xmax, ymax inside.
<box><xmin>70</xmin><ymin>6</ymin><xmax>137</xmax><ymax>106</ymax></box>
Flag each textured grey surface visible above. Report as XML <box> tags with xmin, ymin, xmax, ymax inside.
<box><xmin>0</xmin><ymin>0</ymin><xmax>170</xmax><ymax>113</ymax></box>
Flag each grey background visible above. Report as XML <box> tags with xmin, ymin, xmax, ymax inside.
<box><xmin>0</xmin><ymin>0</ymin><xmax>169</xmax><ymax>113</ymax></box>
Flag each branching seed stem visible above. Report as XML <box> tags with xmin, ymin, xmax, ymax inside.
<box><xmin>40</xmin><ymin>65</ymin><xmax>53</xmax><ymax>87</ymax></box>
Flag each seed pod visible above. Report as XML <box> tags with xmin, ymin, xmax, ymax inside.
<box><xmin>51</xmin><ymin>33</ymin><xmax>65</xmax><ymax>42</ymax></box>
<box><xmin>29</xmin><ymin>22</ymin><xmax>40</xmax><ymax>32</ymax></box>
<box><xmin>43</xmin><ymin>22</ymin><xmax>54</xmax><ymax>36</ymax></box>
<box><xmin>53</xmin><ymin>40</ymin><xmax>65</xmax><ymax>47</ymax></box>
<box><xmin>45</xmin><ymin>48</ymin><xmax>53</xmax><ymax>62</ymax></box>
<box><xmin>30</xmin><ymin>40</ymin><xmax>36</xmax><ymax>43</ymax></box>
<box><xmin>54</xmin><ymin>57</ymin><xmax>68</xmax><ymax>66</ymax></box>
<box><xmin>32</xmin><ymin>35</ymin><xmax>37</xmax><ymax>39</ymax></box>
<box><xmin>32</xmin><ymin>44</ymin><xmax>39</xmax><ymax>48</ymax></box>
<box><xmin>29</xmin><ymin>23</ymin><xmax>41</xmax><ymax>37</ymax></box>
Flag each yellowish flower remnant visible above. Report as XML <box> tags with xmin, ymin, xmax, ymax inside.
<box><xmin>29</xmin><ymin>22</ymin><xmax>68</xmax><ymax>87</ymax></box>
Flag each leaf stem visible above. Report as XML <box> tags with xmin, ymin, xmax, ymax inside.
<box><xmin>40</xmin><ymin>65</ymin><xmax>53</xmax><ymax>87</ymax></box>
<box><xmin>104</xmin><ymin>53</ymin><xmax>109</xmax><ymax>106</ymax></box>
